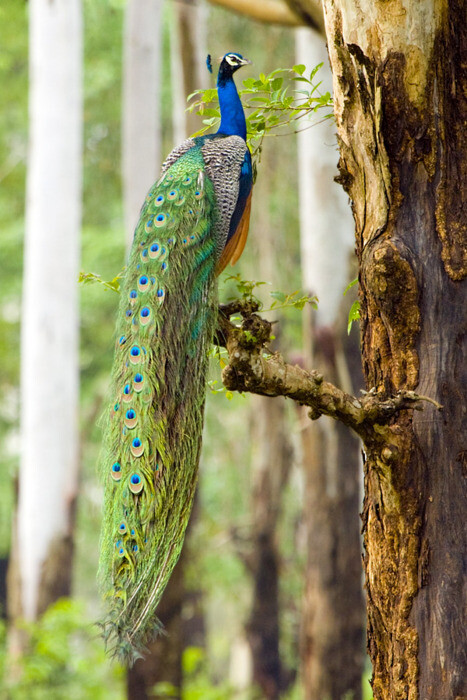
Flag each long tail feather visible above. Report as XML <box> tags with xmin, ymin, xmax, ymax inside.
<box><xmin>99</xmin><ymin>153</ymin><xmax>219</xmax><ymax>661</ymax></box>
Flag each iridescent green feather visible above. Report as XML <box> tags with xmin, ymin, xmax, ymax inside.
<box><xmin>98</xmin><ymin>146</ymin><xmax>219</xmax><ymax>659</ymax></box>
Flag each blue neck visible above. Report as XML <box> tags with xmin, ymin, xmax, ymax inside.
<box><xmin>217</xmin><ymin>74</ymin><xmax>246</xmax><ymax>141</ymax></box>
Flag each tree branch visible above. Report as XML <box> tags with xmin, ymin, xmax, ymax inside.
<box><xmin>283</xmin><ymin>0</ymin><xmax>325</xmax><ymax>34</ymax></box>
<box><xmin>216</xmin><ymin>302</ymin><xmax>442</xmax><ymax>444</ymax></box>
<box><xmin>207</xmin><ymin>0</ymin><xmax>303</xmax><ymax>27</ymax></box>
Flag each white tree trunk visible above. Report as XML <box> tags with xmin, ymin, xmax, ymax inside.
<box><xmin>19</xmin><ymin>0</ymin><xmax>82</xmax><ymax>621</ymax></box>
<box><xmin>170</xmin><ymin>0</ymin><xmax>207</xmax><ymax>141</ymax></box>
<box><xmin>296</xmin><ymin>28</ymin><xmax>352</xmax><ymax>324</ymax></box>
<box><xmin>122</xmin><ymin>0</ymin><xmax>163</xmax><ymax>246</ymax></box>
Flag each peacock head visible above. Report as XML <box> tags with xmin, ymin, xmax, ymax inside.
<box><xmin>210</xmin><ymin>52</ymin><xmax>251</xmax><ymax>82</ymax></box>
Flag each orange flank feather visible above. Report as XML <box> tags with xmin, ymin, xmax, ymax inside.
<box><xmin>216</xmin><ymin>190</ymin><xmax>252</xmax><ymax>275</ymax></box>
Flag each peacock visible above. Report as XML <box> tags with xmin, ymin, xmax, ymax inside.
<box><xmin>98</xmin><ymin>52</ymin><xmax>252</xmax><ymax>661</ymax></box>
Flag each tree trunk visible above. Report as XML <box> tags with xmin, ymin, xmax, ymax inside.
<box><xmin>10</xmin><ymin>0</ymin><xmax>82</xmax><ymax>650</ymax></box>
<box><xmin>245</xmin><ymin>395</ymin><xmax>293</xmax><ymax>700</ymax></box>
<box><xmin>127</xmin><ymin>554</ymin><xmax>184</xmax><ymax>700</ymax></box>
<box><xmin>322</xmin><ymin>1</ymin><xmax>466</xmax><ymax>697</ymax></box>
<box><xmin>299</xmin><ymin>327</ymin><xmax>365</xmax><ymax>700</ymax></box>
<box><xmin>171</xmin><ymin>0</ymin><xmax>207</xmax><ymax>140</ymax></box>
<box><xmin>238</xmin><ymin>132</ymin><xmax>294</xmax><ymax>698</ymax></box>
<box><xmin>127</xmin><ymin>9</ymin><xmax>207</xmax><ymax>695</ymax></box>
<box><xmin>296</xmin><ymin>28</ymin><xmax>365</xmax><ymax>700</ymax></box>
<box><xmin>122</xmin><ymin>0</ymin><xmax>162</xmax><ymax>246</ymax></box>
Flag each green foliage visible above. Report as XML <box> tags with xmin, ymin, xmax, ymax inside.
<box><xmin>344</xmin><ymin>278</ymin><xmax>361</xmax><ymax>334</ymax></box>
<box><xmin>225</xmin><ymin>273</ymin><xmax>318</xmax><ymax>313</ymax></box>
<box><xmin>189</xmin><ymin>64</ymin><xmax>333</xmax><ymax>178</ymax></box>
<box><xmin>78</xmin><ymin>269</ymin><xmax>123</xmax><ymax>293</ymax></box>
<box><xmin>151</xmin><ymin>647</ymin><xmax>235</xmax><ymax>699</ymax></box>
<box><xmin>0</xmin><ymin>600</ymin><xmax>124</xmax><ymax>700</ymax></box>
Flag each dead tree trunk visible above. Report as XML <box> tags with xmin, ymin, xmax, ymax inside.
<box><xmin>321</xmin><ymin>1</ymin><xmax>467</xmax><ymax>697</ymax></box>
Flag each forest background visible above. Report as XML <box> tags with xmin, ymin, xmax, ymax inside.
<box><xmin>0</xmin><ymin>0</ymin><xmax>368</xmax><ymax>698</ymax></box>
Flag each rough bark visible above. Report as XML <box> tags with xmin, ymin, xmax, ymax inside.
<box><xmin>216</xmin><ymin>303</ymin><xmax>440</xmax><ymax>438</ymax></box>
<box><xmin>320</xmin><ymin>1</ymin><xmax>467</xmax><ymax>697</ymax></box>
<box><xmin>12</xmin><ymin>0</ymin><xmax>82</xmax><ymax>642</ymax></box>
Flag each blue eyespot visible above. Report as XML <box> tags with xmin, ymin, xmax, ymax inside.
<box><xmin>112</xmin><ymin>462</ymin><xmax>121</xmax><ymax>472</ymax></box>
<box><xmin>119</xmin><ymin>523</ymin><xmax>126</xmax><ymax>533</ymax></box>
<box><xmin>126</xmin><ymin>410</ymin><xmax>135</xmax><ymax>420</ymax></box>
<box><xmin>139</xmin><ymin>276</ymin><xmax>148</xmax><ymax>286</ymax></box>
<box><xmin>124</xmin><ymin>384</ymin><xmax>130</xmax><ymax>394</ymax></box>
<box><xmin>131</xmin><ymin>346</ymin><xmax>140</xmax><ymax>357</ymax></box>
<box><xmin>141</xmin><ymin>307</ymin><xmax>150</xmax><ymax>318</ymax></box>
<box><xmin>151</xmin><ymin>244</ymin><xmax>159</xmax><ymax>252</ymax></box>
<box><xmin>125</xmin><ymin>310</ymin><xmax>133</xmax><ymax>317</ymax></box>
<box><xmin>132</xmin><ymin>438</ymin><xmax>141</xmax><ymax>448</ymax></box>
<box><xmin>155</xmin><ymin>214</ymin><xmax>166</xmax><ymax>227</ymax></box>
<box><xmin>131</xmin><ymin>474</ymin><xmax>141</xmax><ymax>485</ymax></box>
<box><xmin>133</xmin><ymin>545</ymin><xmax>138</xmax><ymax>552</ymax></box>
<box><xmin>130</xmin><ymin>290</ymin><xmax>137</xmax><ymax>299</ymax></box>
<box><xmin>157</xmin><ymin>289</ymin><xmax>164</xmax><ymax>298</ymax></box>
<box><xmin>134</xmin><ymin>373</ymin><xmax>143</xmax><ymax>383</ymax></box>
<box><xmin>114</xmin><ymin>403</ymin><xmax>119</xmax><ymax>411</ymax></box>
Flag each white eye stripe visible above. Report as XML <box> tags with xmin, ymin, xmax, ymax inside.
<box><xmin>226</xmin><ymin>54</ymin><xmax>240</xmax><ymax>65</ymax></box>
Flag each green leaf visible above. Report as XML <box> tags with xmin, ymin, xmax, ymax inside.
<box><xmin>347</xmin><ymin>300</ymin><xmax>361</xmax><ymax>335</ymax></box>
<box><xmin>344</xmin><ymin>278</ymin><xmax>358</xmax><ymax>295</ymax></box>
<box><xmin>78</xmin><ymin>270</ymin><xmax>123</xmax><ymax>293</ymax></box>
<box><xmin>293</xmin><ymin>64</ymin><xmax>306</xmax><ymax>76</ymax></box>
<box><xmin>270</xmin><ymin>290</ymin><xmax>286</xmax><ymax>302</ymax></box>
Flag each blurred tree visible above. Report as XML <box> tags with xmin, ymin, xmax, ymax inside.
<box><xmin>242</xmin><ymin>394</ymin><xmax>293</xmax><ymax>699</ymax></box>
<box><xmin>238</xmin><ymin>137</ymin><xmax>295</xmax><ymax>698</ymax></box>
<box><xmin>122</xmin><ymin>0</ymin><xmax>162</xmax><ymax>246</ymax></box>
<box><xmin>127</xmin><ymin>3</ymin><xmax>207</xmax><ymax>697</ymax></box>
<box><xmin>9</xmin><ymin>0</ymin><xmax>83</xmax><ymax>659</ymax></box>
<box><xmin>295</xmin><ymin>28</ymin><xmax>365</xmax><ymax>700</ymax></box>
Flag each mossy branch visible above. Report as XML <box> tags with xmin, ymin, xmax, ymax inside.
<box><xmin>215</xmin><ymin>301</ymin><xmax>442</xmax><ymax>444</ymax></box>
